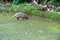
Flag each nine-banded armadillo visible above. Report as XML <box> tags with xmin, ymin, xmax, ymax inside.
<box><xmin>12</xmin><ymin>12</ymin><xmax>29</xmax><ymax>20</ymax></box>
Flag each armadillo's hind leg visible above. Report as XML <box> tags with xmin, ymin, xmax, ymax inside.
<box><xmin>23</xmin><ymin>17</ymin><xmax>29</xmax><ymax>20</ymax></box>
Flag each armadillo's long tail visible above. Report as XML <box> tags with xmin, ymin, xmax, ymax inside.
<box><xmin>10</xmin><ymin>15</ymin><xmax>15</xmax><ymax>19</ymax></box>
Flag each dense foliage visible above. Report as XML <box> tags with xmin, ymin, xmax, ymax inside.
<box><xmin>0</xmin><ymin>0</ymin><xmax>60</xmax><ymax>20</ymax></box>
<box><xmin>12</xmin><ymin>0</ymin><xmax>60</xmax><ymax>6</ymax></box>
<box><xmin>48</xmin><ymin>0</ymin><xmax>60</xmax><ymax>6</ymax></box>
<box><xmin>1</xmin><ymin>0</ymin><xmax>60</xmax><ymax>5</ymax></box>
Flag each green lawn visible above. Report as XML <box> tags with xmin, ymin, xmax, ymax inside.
<box><xmin>0</xmin><ymin>12</ymin><xmax>60</xmax><ymax>40</ymax></box>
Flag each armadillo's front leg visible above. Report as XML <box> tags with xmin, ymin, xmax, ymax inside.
<box><xmin>16</xmin><ymin>17</ymin><xmax>19</xmax><ymax>20</ymax></box>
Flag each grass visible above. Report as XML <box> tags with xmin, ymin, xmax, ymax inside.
<box><xmin>0</xmin><ymin>12</ymin><xmax>60</xmax><ymax>40</ymax></box>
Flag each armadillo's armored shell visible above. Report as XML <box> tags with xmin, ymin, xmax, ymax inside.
<box><xmin>13</xmin><ymin>12</ymin><xmax>29</xmax><ymax>19</ymax></box>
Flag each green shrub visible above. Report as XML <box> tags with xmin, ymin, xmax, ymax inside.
<box><xmin>43</xmin><ymin>11</ymin><xmax>60</xmax><ymax>20</ymax></box>
<box><xmin>0</xmin><ymin>4</ymin><xmax>5</xmax><ymax>7</ymax></box>
<box><xmin>29</xmin><ymin>10</ymin><xmax>45</xmax><ymax>16</ymax></box>
<box><xmin>10</xmin><ymin>4</ymin><xmax>39</xmax><ymax>13</ymax></box>
<box><xmin>10</xmin><ymin>4</ymin><xmax>25</xmax><ymax>12</ymax></box>
<box><xmin>5</xmin><ymin>3</ymin><xmax>12</xmax><ymax>7</ymax></box>
<box><xmin>23</xmin><ymin>4</ymin><xmax>39</xmax><ymax>11</ymax></box>
<box><xmin>48</xmin><ymin>0</ymin><xmax>60</xmax><ymax>6</ymax></box>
